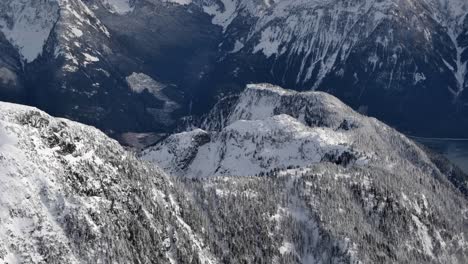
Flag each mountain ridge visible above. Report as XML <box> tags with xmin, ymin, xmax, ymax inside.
<box><xmin>1</xmin><ymin>0</ymin><xmax>468</xmax><ymax>137</ymax></box>
<box><xmin>144</xmin><ymin>83</ymin><xmax>468</xmax><ymax>194</ymax></box>
<box><xmin>1</xmin><ymin>86</ymin><xmax>468</xmax><ymax>262</ymax></box>
<box><xmin>143</xmin><ymin>83</ymin><xmax>468</xmax><ymax>263</ymax></box>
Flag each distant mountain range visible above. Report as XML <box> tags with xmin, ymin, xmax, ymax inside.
<box><xmin>0</xmin><ymin>0</ymin><xmax>467</xmax><ymax>138</ymax></box>
<box><xmin>193</xmin><ymin>0</ymin><xmax>468</xmax><ymax>137</ymax></box>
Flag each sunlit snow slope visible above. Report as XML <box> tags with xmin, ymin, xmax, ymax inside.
<box><xmin>143</xmin><ymin>83</ymin><xmax>468</xmax><ymax>263</ymax></box>
<box><xmin>0</xmin><ymin>102</ymin><xmax>218</xmax><ymax>264</ymax></box>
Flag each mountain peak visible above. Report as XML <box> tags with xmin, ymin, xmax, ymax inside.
<box><xmin>140</xmin><ymin>83</ymin><xmax>468</xmax><ymax>262</ymax></box>
<box><xmin>246</xmin><ymin>83</ymin><xmax>294</xmax><ymax>95</ymax></box>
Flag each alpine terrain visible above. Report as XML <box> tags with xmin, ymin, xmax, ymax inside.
<box><xmin>0</xmin><ymin>0</ymin><xmax>467</xmax><ymax>137</ymax></box>
<box><xmin>1</xmin><ymin>0</ymin><xmax>468</xmax><ymax>263</ymax></box>
<box><xmin>1</xmin><ymin>83</ymin><xmax>467</xmax><ymax>263</ymax></box>
<box><xmin>142</xmin><ymin>83</ymin><xmax>468</xmax><ymax>263</ymax></box>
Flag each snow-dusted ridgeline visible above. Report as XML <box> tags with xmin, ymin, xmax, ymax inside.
<box><xmin>196</xmin><ymin>0</ymin><xmax>468</xmax><ymax>88</ymax></box>
<box><xmin>142</xmin><ymin>83</ymin><xmax>468</xmax><ymax>263</ymax></box>
<box><xmin>0</xmin><ymin>85</ymin><xmax>467</xmax><ymax>263</ymax></box>
<box><xmin>143</xmin><ymin>83</ymin><xmax>464</xmax><ymax>184</ymax></box>
<box><xmin>144</xmin><ymin>112</ymin><xmax>362</xmax><ymax>178</ymax></box>
<box><xmin>0</xmin><ymin>0</ymin><xmax>113</xmax><ymax>67</ymax></box>
<box><xmin>0</xmin><ymin>101</ymin><xmax>218</xmax><ymax>264</ymax></box>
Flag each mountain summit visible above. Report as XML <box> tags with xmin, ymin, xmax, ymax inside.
<box><xmin>142</xmin><ymin>84</ymin><xmax>468</xmax><ymax>262</ymax></box>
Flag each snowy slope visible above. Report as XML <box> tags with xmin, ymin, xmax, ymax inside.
<box><xmin>144</xmin><ymin>113</ymin><xmax>360</xmax><ymax>177</ymax></box>
<box><xmin>142</xmin><ymin>83</ymin><xmax>468</xmax><ymax>263</ymax></box>
<box><xmin>186</xmin><ymin>0</ymin><xmax>468</xmax><ymax>137</ymax></box>
<box><xmin>143</xmin><ymin>83</ymin><xmax>463</xmax><ymax>184</ymax></box>
<box><xmin>53</xmin><ymin>0</ymin><xmax>112</xmax><ymax>72</ymax></box>
<box><xmin>0</xmin><ymin>97</ymin><xmax>467</xmax><ymax>263</ymax></box>
<box><xmin>0</xmin><ymin>0</ymin><xmax>195</xmax><ymax>135</ymax></box>
<box><xmin>0</xmin><ymin>0</ymin><xmax>114</xmax><ymax>65</ymax></box>
<box><xmin>200</xmin><ymin>0</ymin><xmax>467</xmax><ymax>86</ymax></box>
<box><xmin>0</xmin><ymin>101</ymin><xmax>218</xmax><ymax>264</ymax></box>
<box><xmin>223</xmin><ymin>0</ymin><xmax>467</xmax><ymax>87</ymax></box>
<box><xmin>0</xmin><ymin>0</ymin><xmax>60</xmax><ymax>63</ymax></box>
<box><xmin>0</xmin><ymin>0</ymin><xmax>467</xmax><ymax>138</ymax></box>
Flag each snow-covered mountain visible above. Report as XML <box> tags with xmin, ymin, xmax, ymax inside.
<box><xmin>1</xmin><ymin>0</ymin><xmax>467</xmax><ymax>138</ymax></box>
<box><xmin>142</xmin><ymin>83</ymin><xmax>468</xmax><ymax>263</ymax></box>
<box><xmin>0</xmin><ymin>0</ymin><xmax>198</xmax><ymax>135</ymax></box>
<box><xmin>1</xmin><ymin>91</ymin><xmax>468</xmax><ymax>263</ymax></box>
<box><xmin>191</xmin><ymin>0</ymin><xmax>468</xmax><ymax>136</ymax></box>
<box><xmin>143</xmin><ymin>84</ymin><xmax>367</xmax><ymax>177</ymax></box>
<box><xmin>0</xmin><ymin>101</ymin><xmax>223</xmax><ymax>263</ymax></box>
<box><xmin>144</xmin><ymin>114</ymin><xmax>363</xmax><ymax>177</ymax></box>
<box><xmin>199</xmin><ymin>0</ymin><xmax>467</xmax><ymax>88</ymax></box>
<box><xmin>143</xmin><ymin>83</ymin><xmax>464</xmax><ymax>184</ymax></box>
<box><xmin>1</xmin><ymin>1</ymin><xmax>468</xmax><ymax>262</ymax></box>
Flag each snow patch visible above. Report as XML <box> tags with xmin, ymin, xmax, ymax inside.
<box><xmin>126</xmin><ymin>73</ymin><xmax>180</xmax><ymax>124</ymax></box>
<box><xmin>82</xmin><ymin>52</ymin><xmax>99</xmax><ymax>66</ymax></box>
<box><xmin>0</xmin><ymin>122</ymin><xmax>15</xmax><ymax>147</ymax></box>
<box><xmin>0</xmin><ymin>0</ymin><xmax>60</xmax><ymax>62</ymax></box>
<box><xmin>203</xmin><ymin>0</ymin><xmax>238</xmax><ymax>32</ymax></box>
<box><xmin>126</xmin><ymin>72</ymin><xmax>166</xmax><ymax>95</ymax></box>
<box><xmin>253</xmin><ymin>26</ymin><xmax>282</xmax><ymax>58</ymax></box>
<box><xmin>229</xmin><ymin>40</ymin><xmax>244</xmax><ymax>53</ymax></box>
<box><xmin>411</xmin><ymin>214</ymin><xmax>434</xmax><ymax>257</ymax></box>
<box><xmin>414</xmin><ymin>72</ymin><xmax>426</xmax><ymax>84</ymax></box>
<box><xmin>279</xmin><ymin>242</ymin><xmax>294</xmax><ymax>255</ymax></box>
<box><xmin>447</xmin><ymin>28</ymin><xmax>467</xmax><ymax>97</ymax></box>
<box><xmin>164</xmin><ymin>0</ymin><xmax>193</xmax><ymax>6</ymax></box>
<box><xmin>101</xmin><ymin>0</ymin><xmax>134</xmax><ymax>14</ymax></box>
<box><xmin>70</xmin><ymin>27</ymin><xmax>83</xmax><ymax>37</ymax></box>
